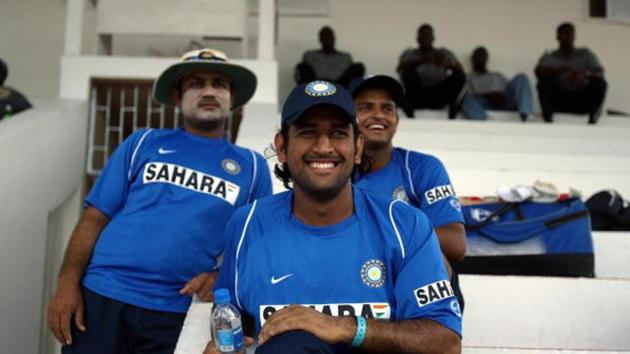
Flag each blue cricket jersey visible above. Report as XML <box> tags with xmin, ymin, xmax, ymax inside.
<box><xmin>215</xmin><ymin>188</ymin><xmax>462</xmax><ymax>337</ymax></box>
<box><xmin>355</xmin><ymin>147</ymin><xmax>464</xmax><ymax>227</ymax></box>
<box><xmin>83</xmin><ymin>128</ymin><xmax>272</xmax><ymax>313</ymax></box>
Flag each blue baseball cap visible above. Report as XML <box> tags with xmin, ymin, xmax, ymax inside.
<box><xmin>347</xmin><ymin>75</ymin><xmax>404</xmax><ymax>105</ymax></box>
<box><xmin>281</xmin><ymin>81</ymin><xmax>356</xmax><ymax>126</ymax></box>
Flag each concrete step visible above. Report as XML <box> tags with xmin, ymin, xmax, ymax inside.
<box><xmin>463</xmin><ymin>348</ymin><xmax>630</xmax><ymax>353</ymax></box>
<box><xmin>460</xmin><ymin>274</ymin><xmax>630</xmax><ymax>351</ymax></box>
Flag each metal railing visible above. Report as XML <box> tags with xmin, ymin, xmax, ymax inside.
<box><xmin>87</xmin><ymin>79</ymin><xmax>179</xmax><ymax>175</ymax></box>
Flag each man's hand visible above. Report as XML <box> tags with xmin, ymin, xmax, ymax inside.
<box><xmin>47</xmin><ymin>283</ymin><xmax>85</xmax><ymax>345</ymax></box>
<box><xmin>179</xmin><ymin>271</ymin><xmax>218</xmax><ymax>301</ymax></box>
<box><xmin>202</xmin><ymin>337</ymin><xmax>255</xmax><ymax>354</ymax></box>
<box><xmin>566</xmin><ymin>68</ymin><xmax>588</xmax><ymax>84</ymax></box>
<box><xmin>257</xmin><ymin>305</ymin><xmax>355</xmax><ymax>346</ymax></box>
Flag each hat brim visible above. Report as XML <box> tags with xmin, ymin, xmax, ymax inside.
<box><xmin>283</xmin><ymin>102</ymin><xmax>356</xmax><ymax>127</ymax></box>
<box><xmin>350</xmin><ymin>75</ymin><xmax>404</xmax><ymax>105</ymax></box>
<box><xmin>153</xmin><ymin>61</ymin><xmax>257</xmax><ymax>109</ymax></box>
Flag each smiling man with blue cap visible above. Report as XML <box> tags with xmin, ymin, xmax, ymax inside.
<box><xmin>204</xmin><ymin>80</ymin><xmax>462</xmax><ymax>354</ymax></box>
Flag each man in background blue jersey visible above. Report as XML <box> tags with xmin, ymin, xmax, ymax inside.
<box><xmin>204</xmin><ymin>81</ymin><xmax>461</xmax><ymax>353</ymax></box>
<box><xmin>47</xmin><ymin>48</ymin><xmax>272</xmax><ymax>354</ymax></box>
<box><xmin>348</xmin><ymin>75</ymin><xmax>467</xmax><ymax>309</ymax></box>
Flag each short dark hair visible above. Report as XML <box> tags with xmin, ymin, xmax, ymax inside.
<box><xmin>557</xmin><ymin>22</ymin><xmax>575</xmax><ymax>34</ymax></box>
<box><xmin>0</xmin><ymin>59</ymin><xmax>7</xmax><ymax>86</ymax></box>
<box><xmin>273</xmin><ymin>122</ymin><xmax>372</xmax><ymax>190</ymax></box>
<box><xmin>418</xmin><ymin>23</ymin><xmax>433</xmax><ymax>33</ymax></box>
<box><xmin>319</xmin><ymin>26</ymin><xmax>333</xmax><ymax>36</ymax></box>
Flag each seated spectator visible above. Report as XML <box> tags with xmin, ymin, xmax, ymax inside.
<box><xmin>397</xmin><ymin>24</ymin><xmax>466</xmax><ymax>119</ymax></box>
<box><xmin>295</xmin><ymin>26</ymin><xmax>365</xmax><ymax>87</ymax></box>
<box><xmin>461</xmin><ymin>46</ymin><xmax>533</xmax><ymax>121</ymax></box>
<box><xmin>0</xmin><ymin>59</ymin><xmax>32</xmax><ymax>119</ymax></box>
<box><xmin>535</xmin><ymin>22</ymin><xmax>607</xmax><ymax>124</ymax></box>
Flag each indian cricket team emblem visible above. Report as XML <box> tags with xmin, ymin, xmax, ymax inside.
<box><xmin>450</xmin><ymin>299</ymin><xmax>462</xmax><ymax>318</ymax></box>
<box><xmin>221</xmin><ymin>159</ymin><xmax>241</xmax><ymax>175</ymax></box>
<box><xmin>360</xmin><ymin>259</ymin><xmax>386</xmax><ymax>288</ymax></box>
<box><xmin>305</xmin><ymin>81</ymin><xmax>337</xmax><ymax>97</ymax></box>
<box><xmin>450</xmin><ymin>199</ymin><xmax>462</xmax><ymax>212</ymax></box>
<box><xmin>392</xmin><ymin>186</ymin><xmax>409</xmax><ymax>202</ymax></box>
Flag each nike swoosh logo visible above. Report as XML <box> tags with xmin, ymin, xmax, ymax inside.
<box><xmin>271</xmin><ymin>274</ymin><xmax>293</xmax><ymax>285</ymax></box>
<box><xmin>158</xmin><ymin>148</ymin><xmax>177</xmax><ymax>154</ymax></box>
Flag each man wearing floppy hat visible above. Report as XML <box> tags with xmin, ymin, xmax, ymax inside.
<box><xmin>47</xmin><ymin>48</ymin><xmax>272</xmax><ymax>354</ymax></box>
<box><xmin>203</xmin><ymin>81</ymin><xmax>461</xmax><ymax>354</ymax></box>
<box><xmin>348</xmin><ymin>75</ymin><xmax>467</xmax><ymax>310</ymax></box>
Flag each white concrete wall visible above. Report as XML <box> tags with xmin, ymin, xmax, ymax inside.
<box><xmin>97</xmin><ymin>0</ymin><xmax>245</xmax><ymax>38</ymax></box>
<box><xmin>276</xmin><ymin>0</ymin><xmax>630</xmax><ymax>114</ymax></box>
<box><xmin>5</xmin><ymin>0</ymin><xmax>630</xmax><ymax>112</ymax></box>
<box><xmin>0</xmin><ymin>0</ymin><xmax>66</xmax><ymax>99</ymax></box>
<box><xmin>593</xmin><ymin>232</ymin><xmax>630</xmax><ymax>279</ymax></box>
<box><xmin>460</xmin><ymin>275</ymin><xmax>630</xmax><ymax>351</ymax></box>
<box><xmin>0</xmin><ymin>100</ymin><xmax>87</xmax><ymax>354</ymax></box>
<box><xmin>59</xmin><ymin>55</ymin><xmax>278</xmax><ymax>105</ymax></box>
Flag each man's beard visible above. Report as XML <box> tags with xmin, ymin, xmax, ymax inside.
<box><xmin>183</xmin><ymin>115</ymin><xmax>226</xmax><ymax>132</ymax></box>
<box><xmin>364</xmin><ymin>138</ymin><xmax>390</xmax><ymax>152</ymax></box>
<box><xmin>294</xmin><ymin>177</ymin><xmax>349</xmax><ymax>203</ymax></box>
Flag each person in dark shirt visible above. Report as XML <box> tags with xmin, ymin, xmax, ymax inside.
<box><xmin>535</xmin><ymin>22</ymin><xmax>607</xmax><ymax>124</ymax></box>
<box><xmin>397</xmin><ymin>24</ymin><xmax>467</xmax><ymax>119</ymax></box>
<box><xmin>295</xmin><ymin>26</ymin><xmax>365</xmax><ymax>88</ymax></box>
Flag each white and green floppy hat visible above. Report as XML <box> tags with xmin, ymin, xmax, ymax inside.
<box><xmin>153</xmin><ymin>48</ymin><xmax>257</xmax><ymax>109</ymax></box>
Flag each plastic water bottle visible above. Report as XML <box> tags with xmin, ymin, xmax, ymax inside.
<box><xmin>212</xmin><ymin>288</ymin><xmax>244</xmax><ymax>353</ymax></box>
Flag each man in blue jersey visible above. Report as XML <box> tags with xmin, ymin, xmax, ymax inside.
<box><xmin>47</xmin><ymin>48</ymin><xmax>272</xmax><ymax>354</ymax></box>
<box><xmin>348</xmin><ymin>75</ymin><xmax>467</xmax><ymax>309</ymax></box>
<box><xmin>204</xmin><ymin>81</ymin><xmax>461</xmax><ymax>353</ymax></box>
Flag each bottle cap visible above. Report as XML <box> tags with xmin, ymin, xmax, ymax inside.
<box><xmin>214</xmin><ymin>288</ymin><xmax>230</xmax><ymax>305</ymax></box>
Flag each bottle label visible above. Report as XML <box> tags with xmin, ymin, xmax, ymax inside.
<box><xmin>216</xmin><ymin>329</ymin><xmax>235</xmax><ymax>351</ymax></box>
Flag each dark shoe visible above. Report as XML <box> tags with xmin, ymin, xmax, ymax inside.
<box><xmin>543</xmin><ymin>112</ymin><xmax>553</xmax><ymax>123</ymax></box>
<box><xmin>520</xmin><ymin>113</ymin><xmax>528</xmax><ymax>122</ymax></box>
<box><xmin>588</xmin><ymin>105</ymin><xmax>604</xmax><ymax>125</ymax></box>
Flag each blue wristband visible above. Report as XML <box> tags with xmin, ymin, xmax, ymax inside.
<box><xmin>350</xmin><ymin>315</ymin><xmax>367</xmax><ymax>347</ymax></box>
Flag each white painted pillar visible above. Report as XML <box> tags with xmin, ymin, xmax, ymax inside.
<box><xmin>64</xmin><ymin>0</ymin><xmax>85</xmax><ymax>55</ymax></box>
<box><xmin>256</xmin><ymin>0</ymin><xmax>276</xmax><ymax>60</ymax></box>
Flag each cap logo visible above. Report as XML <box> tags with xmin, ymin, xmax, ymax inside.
<box><xmin>182</xmin><ymin>49</ymin><xmax>227</xmax><ymax>63</ymax></box>
<box><xmin>305</xmin><ymin>81</ymin><xmax>337</xmax><ymax>97</ymax></box>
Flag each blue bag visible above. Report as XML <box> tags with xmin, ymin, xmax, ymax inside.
<box><xmin>460</xmin><ymin>198</ymin><xmax>594</xmax><ymax>277</ymax></box>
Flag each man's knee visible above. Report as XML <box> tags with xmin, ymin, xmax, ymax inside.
<box><xmin>512</xmin><ymin>73</ymin><xmax>530</xmax><ymax>86</ymax></box>
<box><xmin>255</xmin><ymin>330</ymin><xmax>335</xmax><ymax>354</ymax></box>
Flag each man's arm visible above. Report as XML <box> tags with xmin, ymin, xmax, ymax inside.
<box><xmin>534</xmin><ymin>63</ymin><xmax>568</xmax><ymax>79</ymax></box>
<box><xmin>47</xmin><ymin>206</ymin><xmax>109</xmax><ymax>345</ymax></box>
<box><xmin>397</xmin><ymin>49</ymin><xmax>432</xmax><ymax>72</ymax></box>
<box><xmin>435</xmin><ymin>222</ymin><xmax>467</xmax><ymax>263</ymax></box>
<box><xmin>258</xmin><ymin>305</ymin><xmax>461</xmax><ymax>354</ymax></box>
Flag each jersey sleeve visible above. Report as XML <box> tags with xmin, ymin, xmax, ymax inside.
<box><xmin>248</xmin><ymin>151</ymin><xmax>273</xmax><ymax>203</ymax></box>
<box><xmin>84</xmin><ymin>129</ymin><xmax>152</xmax><ymax>217</ymax></box>
<box><xmin>441</xmin><ymin>48</ymin><xmax>460</xmax><ymax>67</ymax></box>
<box><xmin>410</xmin><ymin>153</ymin><xmax>464</xmax><ymax>227</ymax></box>
<box><xmin>391</xmin><ymin>203</ymin><xmax>462</xmax><ymax>336</ymax></box>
